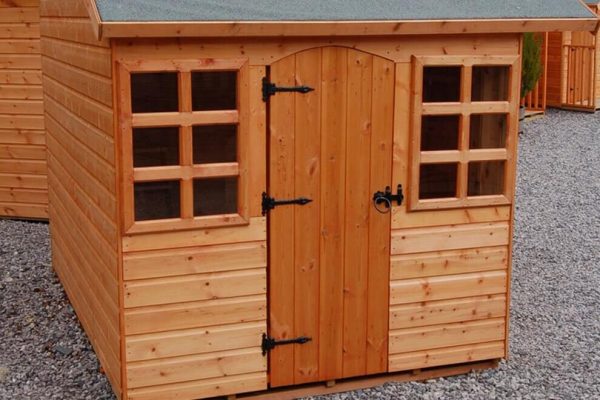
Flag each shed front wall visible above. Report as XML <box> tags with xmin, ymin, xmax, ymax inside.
<box><xmin>0</xmin><ymin>0</ymin><xmax>47</xmax><ymax>219</ymax></box>
<box><xmin>114</xmin><ymin>34</ymin><xmax>519</xmax><ymax>400</ymax></box>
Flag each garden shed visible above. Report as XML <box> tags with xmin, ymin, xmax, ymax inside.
<box><xmin>0</xmin><ymin>0</ymin><xmax>47</xmax><ymax>219</ymax></box>
<box><xmin>40</xmin><ymin>0</ymin><xmax>598</xmax><ymax>399</ymax></box>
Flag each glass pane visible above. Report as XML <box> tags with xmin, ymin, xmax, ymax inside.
<box><xmin>192</xmin><ymin>71</ymin><xmax>237</xmax><ymax>111</ymax></box>
<box><xmin>472</xmin><ymin>66</ymin><xmax>509</xmax><ymax>102</ymax></box>
<box><xmin>419</xmin><ymin>163</ymin><xmax>458</xmax><ymax>199</ymax></box>
<box><xmin>468</xmin><ymin>161</ymin><xmax>505</xmax><ymax>196</ymax></box>
<box><xmin>134</xmin><ymin>181</ymin><xmax>180</xmax><ymax>221</ymax></box>
<box><xmin>423</xmin><ymin>66</ymin><xmax>461</xmax><ymax>103</ymax></box>
<box><xmin>133</xmin><ymin>127</ymin><xmax>180</xmax><ymax>167</ymax></box>
<box><xmin>131</xmin><ymin>73</ymin><xmax>179</xmax><ymax>113</ymax></box>
<box><xmin>470</xmin><ymin>114</ymin><xmax>507</xmax><ymax>149</ymax></box>
<box><xmin>421</xmin><ymin>115</ymin><xmax>460</xmax><ymax>151</ymax></box>
<box><xmin>193</xmin><ymin>125</ymin><xmax>237</xmax><ymax>164</ymax></box>
<box><xmin>194</xmin><ymin>178</ymin><xmax>238</xmax><ymax>216</ymax></box>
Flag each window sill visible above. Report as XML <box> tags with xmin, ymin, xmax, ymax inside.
<box><xmin>410</xmin><ymin>195</ymin><xmax>511</xmax><ymax>212</ymax></box>
<box><xmin>124</xmin><ymin>213</ymin><xmax>249</xmax><ymax>235</ymax></box>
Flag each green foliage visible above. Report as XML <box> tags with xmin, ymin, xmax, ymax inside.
<box><xmin>521</xmin><ymin>33</ymin><xmax>543</xmax><ymax>98</ymax></box>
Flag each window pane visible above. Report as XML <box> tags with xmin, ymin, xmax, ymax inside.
<box><xmin>134</xmin><ymin>181</ymin><xmax>180</xmax><ymax>221</ymax></box>
<box><xmin>131</xmin><ymin>73</ymin><xmax>179</xmax><ymax>113</ymax></box>
<box><xmin>194</xmin><ymin>178</ymin><xmax>238</xmax><ymax>216</ymax></box>
<box><xmin>192</xmin><ymin>71</ymin><xmax>237</xmax><ymax>111</ymax></box>
<box><xmin>423</xmin><ymin>66</ymin><xmax>461</xmax><ymax>103</ymax></box>
<box><xmin>419</xmin><ymin>163</ymin><xmax>458</xmax><ymax>199</ymax></box>
<box><xmin>468</xmin><ymin>161</ymin><xmax>505</xmax><ymax>196</ymax></box>
<box><xmin>421</xmin><ymin>115</ymin><xmax>460</xmax><ymax>151</ymax></box>
<box><xmin>193</xmin><ymin>125</ymin><xmax>237</xmax><ymax>164</ymax></box>
<box><xmin>133</xmin><ymin>127</ymin><xmax>180</xmax><ymax>167</ymax></box>
<box><xmin>472</xmin><ymin>66</ymin><xmax>509</xmax><ymax>102</ymax></box>
<box><xmin>470</xmin><ymin>114</ymin><xmax>507</xmax><ymax>149</ymax></box>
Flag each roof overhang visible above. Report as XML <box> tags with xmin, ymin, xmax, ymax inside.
<box><xmin>84</xmin><ymin>0</ymin><xmax>599</xmax><ymax>41</ymax></box>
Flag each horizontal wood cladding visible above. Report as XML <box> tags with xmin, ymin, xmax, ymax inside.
<box><xmin>390</xmin><ymin>294</ymin><xmax>506</xmax><ymax>330</ymax></box>
<box><xmin>127</xmin><ymin>373</ymin><xmax>267</xmax><ymax>400</ymax></box>
<box><xmin>127</xmin><ymin>348</ymin><xmax>266</xmax><ymax>389</ymax></box>
<box><xmin>0</xmin><ymin>0</ymin><xmax>46</xmax><ymax>219</ymax></box>
<box><xmin>389</xmin><ymin>318</ymin><xmax>506</xmax><ymax>354</ymax></box>
<box><xmin>391</xmin><ymin>222</ymin><xmax>510</xmax><ymax>255</ymax></box>
<box><xmin>126</xmin><ymin>321</ymin><xmax>264</xmax><ymax>362</ymax></box>
<box><xmin>389</xmin><ymin>341</ymin><xmax>505</xmax><ymax>372</ymax></box>
<box><xmin>123</xmin><ymin>241</ymin><xmax>266</xmax><ymax>280</ymax></box>
<box><xmin>392</xmin><ymin>206</ymin><xmax>511</xmax><ymax>229</ymax></box>
<box><xmin>41</xmin><ymin>1</ymin><xmax>119</xmax><ymax>397</ymax></box>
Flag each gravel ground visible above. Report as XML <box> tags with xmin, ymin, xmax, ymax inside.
<box><xmin>1</xmin><ymin>109</ymin><xmax>599</xmax><ymax>399</ymax></box>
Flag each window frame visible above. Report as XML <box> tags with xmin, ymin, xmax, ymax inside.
<box><xmin>117</xmin><ymin>58</ymin><xmax>250</xmax><ymax>234</ymax></box>
<box><xmin>409</xmin><ymin>55</ymin><xmax>520</xmax><ymax>211</ymax></box>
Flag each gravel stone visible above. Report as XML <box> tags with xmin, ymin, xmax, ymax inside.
<box><xmin>0</xmin><ymin>109</ymin><xmax>598</xmax><ymax>399</ymax></box>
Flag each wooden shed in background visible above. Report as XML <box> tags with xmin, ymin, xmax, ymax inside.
<box><xmin>545</xmin><ymin>1</ymin><xmax>600</xmax><ymax>111</ymax></box>
<box><xmin>0</xmin><ymin>0</ymin><xmax>47</xmax><ymax>219</ymax></box>
<box><xmin>40</xmin><ymin>0</ymin><xmax>598</xmax><ymax>399</ymax></box>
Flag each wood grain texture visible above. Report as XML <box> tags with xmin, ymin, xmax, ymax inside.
<box><xmin>0</xmin><ymin>0</ymin><xmax>46</xmax><ymax>219</ymax></box>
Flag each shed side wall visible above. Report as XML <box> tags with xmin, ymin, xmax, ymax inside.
<box><xmin>0</xmin><ymin>0</ymin><xmax>47</xmax><ymax>219</ymax></box>
<box><xmin>40</xmin><ymin>0</ymin><xmax>121</xmax><ymax>396</ymax></box>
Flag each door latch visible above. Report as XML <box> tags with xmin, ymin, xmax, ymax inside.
<box><xmin>373</xmin><ymin>185</ymin><xmax>404</xmax><ymax>214</ymax></box>
<box><xmin>262</xmin><ymin>77</ymin><xmax>315</xmax><ymax>101</ymax></box>
<box><xmin>262</xmin><ymin>192</ymin><xmax>313</xmax><ymax>215</ymax></box>
<box><xmin>262</xmin><ymin>333</ymin><xmax>312</xmax><ymax>356</ymax></box>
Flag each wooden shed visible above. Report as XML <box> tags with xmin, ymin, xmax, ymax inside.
<box><xmin>546</xmin><ymin>1</ymin><xmax>600</xmax><ymax>110</ymax></box>
<box><xmin>0</xmin><ymin>0</ymin><xmax>47</xmax><ymax>219</ymax></box>
<box><xmin>41</xmin><ymin>1</ymin><xmax>598</xmax><ymax>399</ymax></box>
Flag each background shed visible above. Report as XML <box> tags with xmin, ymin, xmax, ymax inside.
<box><xmin>0</xmin><ymin>0</ymin><xmax>47</xmax><ymax>219</ymax></box>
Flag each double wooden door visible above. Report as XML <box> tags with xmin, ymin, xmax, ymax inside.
<box><xmin>267</xmin><ymin>47</ymin><xmax>395</xmax><ymax>387</ymax></box>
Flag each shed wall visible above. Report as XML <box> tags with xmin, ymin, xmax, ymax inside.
<box><xmin>40</xmin><ymin>0</ymin><xmax>121</xmax><ymax>396</ymax></box>
<box><xmin>0</xmin><ymin>0</ymin><xmax>47</xmax><ymax>219</ymax></box>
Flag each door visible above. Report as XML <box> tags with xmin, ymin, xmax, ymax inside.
<box><xmin>564</xmin><ymin>30</ymin><xmax>597</xmax><ymax>109</ymax></box>
<box><xmin>267</xmin><ymin>47</ymin><xmax>395</xmax><ymax>387</ymax></box>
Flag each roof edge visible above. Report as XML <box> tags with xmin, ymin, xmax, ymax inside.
<box><xmin>85</xmin><ymin>0</ymin><xmax>103</xmax><ymax>40</ymax></box>
<box><xmin>95</xmin><ymin>18</ymin><xmax>599</xmax><ymax>40</ymax></box>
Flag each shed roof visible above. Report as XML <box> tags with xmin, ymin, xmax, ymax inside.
<box><xmin>88</xmin><ymin>0</ymin><xmax>599</xmax><ymax>39</ymax></box>
<box><xmin>95</xmin><ymin>0</ymin><xmax>595</xmax><ymax>22</ymax></box>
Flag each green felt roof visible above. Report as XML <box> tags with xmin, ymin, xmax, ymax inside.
<box><xmin>95</xmin><ymin>0</ymin><xmax>597</xmax><ymax>22</ymax></box>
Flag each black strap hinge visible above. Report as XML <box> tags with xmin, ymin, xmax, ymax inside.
<box><xmin>262</xmin><ymin>192</ymin><xmax>312</xmax><ymax>215</ymax></box>
<box><xmin>262</xmin><ymin>77</ymin><xmax>314</xmax><ymax>102</ymax></box>
<box><xmin>262</xmin><ymin>333</ymin><xmax>312</xmax><ymax>356</ymax></box>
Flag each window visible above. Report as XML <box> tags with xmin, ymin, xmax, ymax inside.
<box><xmin>410</xmin><ymin>55</ymin><xmax>519</xmax><ymax>210</ymax></box>
<box><xmin>118</xmin><ymin>59</ymin><xmax>249</xmax><ymax>233</ymax></box>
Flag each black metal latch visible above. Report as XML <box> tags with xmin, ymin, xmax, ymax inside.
<box><xmin>262</xmin><ymin>192</ymin><xmax>312</xmax><ymax>215</ymax></box>
<box><xmin>373</xmin><ymin>185</ymin><xmax>404</xmax><ymax>214</ymax></box>
<box><xmin>262</xmin><ymin>333</ymin><xmax>312</xmax><ymax>356</ymax></box>
<box><xmin>262</xmin><ymin>77</ymin><xmax>314</xmax><ymax>101</ymax></box>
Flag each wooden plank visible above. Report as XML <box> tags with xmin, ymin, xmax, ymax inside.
<box><xmin>0</xmin><ymin>187</ymin><xmax>47</xmax><ymax>204</ymax></box>
<box><xmin>0</xmin><ymin>70</ymin><xmax>41</xmax><ymax>84</ymax></box>
<box><xmin>390</xmin><ymin>294</ymin><xmax>506</xmax><ymax>330</ymax></box>
<box><xmin>41</xmin><ymin>37</ymin><xmax>111</xmax><ymax>77</ymax></box>
<box><xmin>0</xmin><ymin>8</ymin><xmax>38</xmax><ymax>23</ymax></box>
<box><xmin>39</xmin><ymin>18</ymin><xmax>109</xmax><ymax>47</ymax></box>
<box><xmin>127</xmin><ymin>372</ymin><xmax>267</xmax><ymax>400</ymax></box>
<box><xmin>0</xmin><ymin>143</ymin><xmax>45</xmax><ymax>159</ymax></box>
<box><xmin>267</xmin><ymin>52</ymin><xmax>296</xmax><ymax>387</ymax></box>
<box><xmin>389</xmin><ymin>318</ymin><xmax>506</xmax><ymax>354</ymax></box>
<box><xmin>123</xmin><ymin>241</ymin><xmax>266</xmax><ymax>280</ymax></box>
<box><xmin>248</xmin><ymin>66</ymin><xmax>266</xmax><ymax>217</ymax></box>
<box><xmin>366</xmin><ymin>55</ymin><xmax>394</xmax><ymax>375</ymax></box>
<box><xmin>0</xmin><ymin>23</ymin><xmax>40</xmax><ymax>39</ymax></box>
<box><xmin>389</xmin><ymin>341</ymin><xmax>505</xmax><ymax>372</ymax></box>
<box><xmin>0</xmin><ymin>39</ymin><xmax>39</xmax><ymax>53</ymax></box>
<box><xmin>0</xmin><ymin>1</ymin><xmax>40</xmax><ymax>8</ymax></box>
<box><xmin>342</xmin><ymin>49</ymin><xmax>373</xmax><ymax>378</ymax></box>
<box><xmin>391</xmin><ymin>222</ymin><xmax>510</xmax><ymax>255</ymax></box>
<box><xmin>124</xmin><ymin>295</ymin><xmax>266</xmax><ymax>335</ymax></box>
<box><xmin>40</xmin><ymin>0</ymin><xmax>88</xmax><ymax>17</ymax></box>
<box><xmin>131</xmin><ymin>110</ymin><xmax>239</xmax><ymax>128</ymax></box>
<box><xmin>390</xmin><ymin>271</ymin><xmax>507</xmax><ymax>305</ymax></box>
<box><xmin>0</xmin><ymin>99</ymin><xmax>43</xmax><ymax>115</ymax></box>
<box><xmin>0</xmin><ymin>172</ymin><xmax>45</xmax><ymax>189</ymax></box>
<box><xmin>293</xmin><ymin>48</ymin><xmax>321</xmax><ymax>384</ymax></box>
<box><xmin>126</xmin><ymin>321</ymin><xmax>264</xmax><ymax>362</ymax></box>
<box><xmin>392</xmin><ymin>206</ymin><xmax>511</xmax><ymax>229</ymax></box>
<box><xmin>0</xmin><ymin>159</ymin><xmax>45</xmax><ymax>174</ymax></box>
<box><xmin>319</xmin><ymin>47</ymin><xmax>347</xmax><ymax>382</ymax></box>
<box><xmin>127</xmin><ymin>348</ymin><xmax>266</xmax><ymax>389</ymax></box>
<box><xmin>0</xmin><ymin>201</ymin><xmax>46</xmax><ymax>218</ymax></box>
<box><xmin>0</xmin><ymin>54</ymin><xmax>40</xmax><ymax>69</ymax></box>
<box><xmin>0</xmin><ymin>84</ymin><xmax>42</xmax><ymax>99</ymax></box>
<box><xmin>391</xmin><ymin>246</ymin><xmax>509</xmax><ymax>280</ymax></box>
<box><xmin>124</xmin><ymin>268</ymin><xmax>266</xmax><ymax>308</ymax></box>
<box><xmin>0</xmin><ymin>129</ymin><xmax>44</xmax><ymax>144</ymax></box>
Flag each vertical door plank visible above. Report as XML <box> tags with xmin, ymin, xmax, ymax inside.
<box><xmin>319</xmin><ymin>47</ymin><xmax>348</xmax><ymax>381</ymax></box>
<box><xmin>342</xmin><ymin>50</ymin><xmax>373</xmax><ymax>377</ymax></box>
<box><xmin>293</xmin><ymin>48</ymin><xmax>322</xmax><ymax>384</ymax></box>
<box><xmin>269</xmin><ymin>54</ymin><xmax>296</xmax><ymax>388</ymax></box>
<box><xmin>249</xmin><ymin>66</ymin><xmax>267</xmax><ymax>217</ymax></box>
<box><xmin>367</xmin><ymin>57</ymin><xmax>395</xmax><ymax>374</ymax></box>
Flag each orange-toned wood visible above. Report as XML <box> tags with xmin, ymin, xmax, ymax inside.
<box><xmin>268</xmin><ymin>47</ymin><xmax>393</xmax><ymax>387</ymax></box>
<box><xmin>521</xmin><ymin>33</ymin><xmax>548</xmax><ymax>112</ymax></box>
